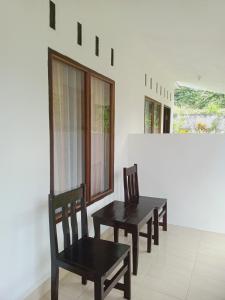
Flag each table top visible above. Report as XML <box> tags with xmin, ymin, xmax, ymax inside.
<box><xmin>92</xmin><ymin>196</ymin><xmax>166</xmax><ymax>226</ymax></box>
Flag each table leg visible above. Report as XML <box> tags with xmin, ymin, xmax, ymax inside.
<box><xmin>132</xmin><ymin>228</ymin><xmax>139</xmax><ymax>275</ymax></box>
<box><xmin>147</xmin><ymin>217</ymin><xmax>152</xmax><ymax>253</ymax></box>
<box><xmin>163</xmin><ymin>203</ymin><xmax>167</xmax><ymax>231</ymax></box>
<box><xmin>93</xmin><ymin>219</ymin><xmax>100</xmax><ymax>239</ymax></box>
<box><xmin>114</xmin><ymin>227</ymin><xmax>119</xmax><ymax>243</ymax></box>
<box><xmin>154</xmin><ymin>209</ymin><xmax>159</xmax><ymax>245</ymax></box>
<box><xmin>82</xmin><ymin>276</ymin><xmax>87</xmax><ymax>285</ymax></box>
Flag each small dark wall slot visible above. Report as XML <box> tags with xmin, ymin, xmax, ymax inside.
<box><xmin>49</xmin><ymin>1</ymin><xmax>56</xmax><ymax>30</ymax></box>
<box><xmin>111</xmin><ymin>48</ymin><xmax>114</xmax><ymax>66</ymax></box>
<box><xmin>145</xmin><ymin>74</ymin><xmax>147</xmax><ymax>86</ymax></box>
<box><xmin>95</xmin><ymin>36</ymin><xmax>99</xmax><ymax>56</ymax></box>
<box><xmin>150</xmin><ymin>78</ymin><xmax>153</xmax><ymax>89</ymax></box>
<box><xmin>77</xmin><ymin>22</ymin><xmax>82</xmax><ymax>45</ymax></box>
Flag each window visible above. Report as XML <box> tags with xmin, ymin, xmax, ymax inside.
<box><xmin>144</xmin><ymin>97</ymin><xmax>161</xmax><ymax>133</ymax></box>
<box><xmin>163</xmin><ymin>105</ymin><xmax>171</xmax><ymax>133</ymax></box>
<box><xmin>49</xmin><ymin>49</ymin><xmax>114</xmax><ymax>204</ymax></box>
<box><xmin>50</xmin><ymin>57</ymin><xmax>85</xmax><ymax>195</ymax></box>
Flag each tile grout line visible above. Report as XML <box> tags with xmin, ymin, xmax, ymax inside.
<box><xmin>185</xmin><ymin>231</ymin><xmax>203</xmax><ymax>300</ymax></box>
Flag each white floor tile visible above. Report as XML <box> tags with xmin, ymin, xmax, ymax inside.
<box><xmin>41</xmin><ymin>225</ymin><xmax>225</xmax><ymax>300</ymax></box>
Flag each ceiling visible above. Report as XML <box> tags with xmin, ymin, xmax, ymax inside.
<box><xmin>137</xmin><ymin>0</ymin><xmax>225</xmax><ymax>93</ymax></box>
<box><xmin>84</xmin><ymin>0</ymin><xmax>225</xmax><ymax>93</ymax></box>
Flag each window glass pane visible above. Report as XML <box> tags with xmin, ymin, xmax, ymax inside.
<box><xmin>52</xmin><ymin>59</ymin><xmax>85</xmax><ymax>194</ymax></box>
<box><xmin>91</xmin><ymin>77</ymin><xmax>110</xmax><ymax>197</ymax></box>
<box><xmin>154</xmin><ymin>103</ymin><xmax>161</xmax><ymax>133</ymax></box>
<box><xmin>145</xmin><ymin>100</ymin><xmax>154</xmax><ymax>133</ymax></box>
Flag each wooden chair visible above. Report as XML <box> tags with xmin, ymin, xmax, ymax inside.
<box><xmin>123</xmin><ymin>164</ymin><xmax>167</xmax><ymax>245</ymax></box>
<box><xmin>49</xmin><ymin>184</ymin><xmax>131</xmax><ymax>300</ymax></box>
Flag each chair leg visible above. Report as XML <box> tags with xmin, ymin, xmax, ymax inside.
<box><xmin>132</xmin><ymin>228</ymin><xmax>139</xmax><ymax>275</ymax></box>
<box><xmin>114</xmin><ymin>227</ymin><xmax>119</xmax><ymax>243</ymax></box>
<box><xmin>124</xmin><ymin>229</ymin><xmax>128</xmax><ymax>237</ymax></box>
<box><xmin>51</xmin><ymin>265</ymin><xmax>59</xmax><ymax>300</ymax></box>
<box><xmin>154</xmin><ymin>208</ymin><xmax>159</xmax><ymax>246</ymax></box>
<box><xmin>94</xmin><ymin>277</ymin><xmax>104</xmax><ymax>300</ymax></box>
<box><xmin>163</xmin><ymin>203</ymin><xmax>167</xmax><ymax>231</ymax></box>
<box><xmin>82</xmin><ymin>276</ymin><xmax>87</xmax><ymax>285</ymax></box>
<box><xmin>147</xmin><ymin>217</ymin><xmax>152</xmax><ymax>253</ymax></box>
<box><xmin>93</xmin><ymin>219</ymin><xmax>101</xmax><ymax>239</ymax></box>
<box><xmin>124</xmin><ymin>251</ymin><xmax>131</xmax><ymax>299</ymax></box>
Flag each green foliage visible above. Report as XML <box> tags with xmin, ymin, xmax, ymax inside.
<box><xmin>175</xmin><ymin>86</ymin><xmax>225</xmax><ymax>110</ymax></box>
<box><xmin>206</xmin><ymin>103</ymin><xmax>222</xmax><ymax>116</ymax></box>
<box><xmin>208</xmin><ymin>118</ymin><xmax>220</xmax><ymax>133</ymax></box>
<box><xmin>174</xmin><ymin>85</ymin><xmax>225</xmax><ymax>134</ymax></box>
<box><xmin>195</xmin><ymin>122</ymin><xmax>208</xmax><ymax>133</ymax></box>
<box><xmin>173</xmin><ymin>117</ymin><xmax>184</xmax><ymax>133</ymax></box>
<box><xmin>103</xmin><ymin>106</ymin><xmax>110</xmax><ymax>131</ymax></box>
<box><xmin>94</xmin><ymin>104</ymin><xmax>110</xmax><ymax>132</ymax></box>
<box><xmin>179</xmin><ymin>128</ymin><xmax>190</xmax><ymax>134</ymax></box>
<box><xmin>145</xmin><ymin>111</ymin><xmax>151</xmax><ymax>131</ymax></box>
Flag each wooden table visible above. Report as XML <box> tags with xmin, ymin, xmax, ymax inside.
<box><xmin>92</xmin><ymin>198</ymin><xmax>162</xmax><ymax>275</ymax></box>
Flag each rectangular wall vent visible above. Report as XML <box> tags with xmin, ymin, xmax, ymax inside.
<box><xmin>95</xmin><ymin>36</ymin><xmax>99</xmax><ymax>56</ymax></box>
<box><xmin>111</xmin><ymin>48</ymin><xmax>114</xmax><ymax>66</ymax></box>
<box><xmin>77</xmin><ymin>22</ymin><xmax>82</xmax><ymax>45</ymax></box>
<box><xmin>49</xmin><ymin>1</ymin><xmax>56</xmax><ymax>30</ymax></box>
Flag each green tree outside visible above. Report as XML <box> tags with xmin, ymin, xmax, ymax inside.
<box><xmin>173</xmin><ymin>85</ymin><xmax>225</xmax><ymax>133</ymax></box>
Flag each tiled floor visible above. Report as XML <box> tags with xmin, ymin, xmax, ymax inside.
<box><xmin>42</xmin><ymin>225</ymin><xmax>225</xmax><ymax>300</ymax></box>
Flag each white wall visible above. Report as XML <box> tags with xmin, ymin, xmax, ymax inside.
<box><xmin>128</xmin><ymin>134</ymin><xmax>225</xmax><ymax>234</ymax></box>
<box><xmin>0</xmin><ymin>1</ymin><xmax>174</xmax><ymax>299</ymax></box>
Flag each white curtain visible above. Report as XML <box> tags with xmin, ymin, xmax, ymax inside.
<box><xmin>91</xmin><ymin>77</ymin><xmax>110</xmax><ymax>196</ymax></box>
<box><xmin>52</xmin><ymin>59</ymin><xmax>85</xmax><ymax>194</ymax></box>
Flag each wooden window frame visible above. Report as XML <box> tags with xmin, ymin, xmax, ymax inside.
<box><xmin>144</xmin><ymin>96</ymin><xmax>162</xmax><ymax>133</ymax></box>
<box><xmin>48</xmin><ymin>48</ymin><xmax>115</xmax><ymax>206</ymax></box>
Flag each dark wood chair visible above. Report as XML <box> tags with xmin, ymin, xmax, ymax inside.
<box><xmin>49</xmin><ymin>184</ymin><xmax>131</xmax><ymax>300</ymax></box>
<box><xmin>123</xmin><ymin>164</ymin><xmax>167</xmax><ymax>245</ymax></box>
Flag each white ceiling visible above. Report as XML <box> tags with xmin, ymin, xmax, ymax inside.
<box><xmin>85</xmin><ymin>0</ymin><xmax>225</xmax><ymax>92</ymax></box>
<box><xmin>137</xmin><ymin>0</ymin><xmax>225</xmax><ymax>93</ymax></box>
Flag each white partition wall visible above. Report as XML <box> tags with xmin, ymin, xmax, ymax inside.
<box><xmin>128</xmin><ymin>134</ymin><xmax>225</xmax><ymax>234</ymax></box>
<box><xmin>0</xmin><ymin>1</ymin><xmax>175</xmax><ymax>299</ymax></box>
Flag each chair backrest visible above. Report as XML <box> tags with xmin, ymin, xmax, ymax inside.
<box><xmin>48</xmin><ymin>184</ymin><xmax>88</xmax><ymax>260</ymax></box>
<box><xmin>123</xmin><ymin>164</ymin><xmax>139</xmax><ymax>204</ymax></box>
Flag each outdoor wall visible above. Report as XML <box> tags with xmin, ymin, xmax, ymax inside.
<box><xmin>128</xmin><ymin>134</ymin><xmax>225</xmax><ymax>234</ymax></box>
<box><xmin>174</xmin><ymin>113</ymin><xmax>225</xmax><ymax>133</ymax></box>
<box><xmin>0</xmin><ymin>0</ymin><xmax>174</xmax><ymax>299</ymax></box>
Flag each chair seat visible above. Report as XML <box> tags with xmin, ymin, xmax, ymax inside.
<box><xmin>139</xmin><ymin>196</ymin><xmax>167</xmax><ymax>210</ymax></box>
<box><xmin>57</xmin><ymin>237</ymin><xmax>130</xmax><ymax>277</ymax></box>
